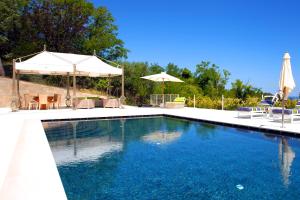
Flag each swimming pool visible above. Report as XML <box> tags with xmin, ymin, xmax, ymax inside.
<box><xmin>43</xmin><ymin>117</ymin><xmax>300</xmax><ymax>200</ymax></box>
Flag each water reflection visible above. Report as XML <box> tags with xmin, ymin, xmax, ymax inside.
<box><xmin>195</xmin><ymin>123</ymin><xmax>217</xmax><ymax>139</ymax></box>
<box><xmin>45</xmin><ymin>120</ymin><xmax>123</xmax><ymax>166</ymax></box>
<box><xmin>43</xmin><ymin>117</ymin><xmax>189</xmax><ymax>165</ymax></box>
<box><xmin>279</xmin><ymin>137</ymin><xmax>295</xmax><ymax>186</ymax></box>
<box><xmin>143</xmin><ymin>131</ymin><xmax>182</xmax><ymax>144</ymax></box>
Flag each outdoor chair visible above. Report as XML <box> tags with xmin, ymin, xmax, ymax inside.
<box><xmin>271</xmin><ymin>108</ymin><xmax>300</xmax><ymax>123</ymax></box>
<box><xmin>237</xmin><ymin>107</ymin><xmax>266</xmax><ymax>119</ymax></box>
<box><xmin>49</xmin><ymin>93</ymin><xmax>61</xmax><ymax>109</ymax></box>
<box><xmin>38</xmin><ymin>94</ymin><xmax>49</xmax><ymax>110</ymax></box>
<box><xmin>165</xmin><ymin>97</ymin><xmax>186</xmax><ymax>108</ymax></box>
<box><xmin>24</xmin><ymin>94</ymin><xmax>38</xmax><ymax>110</ymax></box>
<box><xmin>296</xmin><ymin>101</ymin><xmax>300</xmax><ymax>108</ymax></box>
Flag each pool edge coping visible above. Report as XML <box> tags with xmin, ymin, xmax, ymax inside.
<box><xmin>41</xmin><ymin>113</ymin><xmax>300</xmax><ymax>138</ymax></box>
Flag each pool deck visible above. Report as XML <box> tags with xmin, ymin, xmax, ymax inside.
<box><xmin>0</xmin><ymin>106</ymin><xmax>299</xmax><ymax>200</ymax></box>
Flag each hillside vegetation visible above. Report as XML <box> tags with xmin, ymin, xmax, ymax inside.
<box><xmin>1</xmin><ymin>0</ymin><xmax>281</xmax><ymax>109</ymax></box>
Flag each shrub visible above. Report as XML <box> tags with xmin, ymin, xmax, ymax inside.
<box><xmin>274</xmin><ymin>99</ymin><xmax>297</xmax><ymax>109</ymax></box>
<box><xmin>186</xmin><ymin>96</ymin><xmax>261</xmax><ymax>110</ymax></box>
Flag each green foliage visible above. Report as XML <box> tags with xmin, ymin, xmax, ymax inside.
<box><xmin>274</xmin><ymin>99</ymin><xmax>297</xmax><ymax>109</ymax></box>
<box><xmin>83</xmin><ymin>6</ymin><xmax>128</xmax><ymax>60</ymax></box>
<box><xmin>228</xmin><ymin>79</ymin><xmax>263</xmax><ymax>100</ymax></box>
<box><xmin>95</xmin><ymin>79</ymin><xmax>109</xmax><ymax>91</ymax></box>
<box><xmin>285</xmin><ymin>99</ymin><xmax>297</xmax><ymax>109</ymax></box>
<box><xmin>149</xmin><ymin>64</ymin><xmax>164</xmax><ymax>74</ymax></box>
<box><xmin>0</xmin><ymin>0</ymin><xmax>128</xmax><ymax>60</ymax></box>
<box><xmin>181</xmin><ymin>68</ymin><xmax>192</xmax><ymax>79</ymax></box>
<box><xmin>194</xmin><ymin>61</ymin><xmax>230</xmax><ymax>98</ymax></box>
<box><xmin>122</xmin><ymin>62</ymin><xmax>157</xmax><ymax>104</ymax></box>
<box><xmin>164</xmin><ymin>82</ymin><xmax>202</xmax><ymax>98</ymax></box>
<box><xmin>166</xmin><ymin>63</ymin><xmax>181</xmax><ymax>77</ymax></box>
<box><xmin>186</xmin><ymin>96</ymin><xmax>260</xmax><ymax>110</ymax></box>
<box><xmin>0</xmin><ymin>0</ymin><xmax>25</xmax><ymax>59</ymax></box>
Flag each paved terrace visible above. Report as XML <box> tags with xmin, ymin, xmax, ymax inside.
<box><xmin>0</xmin><ymin>106</ymin><xmax>299</xmax><ymax>200</ymax></box>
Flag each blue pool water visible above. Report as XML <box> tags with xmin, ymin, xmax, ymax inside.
<box><xmin>43</xmin><ymin>117</ymin><xmax>300</xmax><ymax>200</ymax></box>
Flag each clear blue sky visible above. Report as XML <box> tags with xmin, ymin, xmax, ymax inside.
<box><xmin>94</xmin><ymin>0</ymin><xmax>300</xmax><ymax>96</ymax></box>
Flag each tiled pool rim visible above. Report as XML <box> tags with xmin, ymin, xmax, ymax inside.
<box><xmin>42</xmin><ymin>114</ymin><xmax>300</xmax><ymax>138</ymax></box>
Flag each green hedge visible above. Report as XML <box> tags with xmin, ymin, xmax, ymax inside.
<box><xmin>186</xmin><ymin>96</ymin><xmax>261</xmax><ymax>110</ymax></box>
<box><xmin>186</xmin><ymin>96</ymin><xmax>300</xmax><ymax>110</ymax></box>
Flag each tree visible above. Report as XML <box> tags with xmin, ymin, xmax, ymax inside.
<box><xmin>166</xmin><ymin>63</ymin><xmax>181</xmax><ymax>77</ymax></box>
<box><xmin>181</xmin><ymin>68</ymin><xmax>192</xmax><ymax>79</ymax></box>
<box><xmin>122</xmin><ymin>62</ymin><xmax>155</xmax><ymax>104</ymax></box>
<box><xmin>149</xmin><ymin>63</ymin><xmax>164</xmax><ymax>74</ymax></box>
<box><xmin>194</xmin><ymin>61</ymin><xmax>230</xmax><ymax>98</ymax></box>
<box><xmin>229</xmin><ymin>79</ymin><xmax>263</xmax><ymax>99</ymax></box>
<box><xmin>0</xmin><ymin>0</ymin><xmax>128</xmax><ymax>60</ymax></box>
<box><xmin>83</xmin><ymin>6</ymin><xmax>128</xmax><ymax>60</ymax></box>
<box><xmin>0</xmin><ymin>0</ymin><xmax>25</xmax><ymax>59</ymax></box>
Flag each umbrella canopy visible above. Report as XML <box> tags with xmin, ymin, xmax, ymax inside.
<box><xmin>141</xmin><ymin>72</ymin><xmax>183</xmax><ymax>82</ymax></box>
<box><xmin>15</xmin><ymin>51</ymin><xmax>73</xmax><ymax>75</ymax></box>
<box><xmin>279</xmin><ymin>52</ymin><xmax>296</xmax><ymax>128</ymax></box>
<box><xmin>279</xmin><ymin>53</ymin><xmax>296</xmax><ymax>98</ymax></box>
<box><xmin>15</xmin><ymin>51</ymin><xmax>122</xmax><ymax>77</ymax></box>
<box><xmin>76</xmin><ymin>55</ymin><xmax>122</xmax><ymax>77</ymax></box>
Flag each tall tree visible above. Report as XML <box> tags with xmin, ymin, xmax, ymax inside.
<box><xmin>83</xmin><ymin>6</ymin><xmax>128</xmax><ymax>60</ymax></box>
<box><xmin>181</xmin><ymin>67</ymin><xmax>192</xmax><ymax>79</ymax></box>
<box><xmin>0</xmin><ymin>0</ymin><xmax>25</xmax><ymax>60</ymax></box>
<box><xmin>166</xmin><ymin>63</ymin><xmax>181</xmax><ymax>77</ymax></box>
<box><xmin>229</xmin><ymin>79</ymin><xmax>263</xmax><ymax>99</ymax></box>
<box><xmin>0</xmin><ymin>0</ymin><xmax>128</xmax><ymax>60</ymax></box>
<box><xmin>194</xmin><ymin>61</ymin><xmax>230</xmax><ymax>98</ymax></box>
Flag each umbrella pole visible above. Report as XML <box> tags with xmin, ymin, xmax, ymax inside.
<box><xmin>66</xmin><ymin>73</ymin><xmax>71</xmax><ymax>107</ymax></box>
<box><xmin>72</xmin><ymin>65</ymin><xmax>77</xmax><ymax>110</ymax></box>
<box><xmin>16</xmin><ymin>70</ymin><xmax>21</xmax><ymax>108</ymax></box>
<box><xmin>281</xmin><ymin>94</ymin><xmax>285</xmax><ymax>128</ymax></box>
<box><xmin>162</xmin><ymin>79</ymin><xmax>165</xmax><ymax>107</ymax></box>
<box><xmin>11</xmin><ymin>59</ymin><xmax>18</xmax><ymax>111</ymax></box>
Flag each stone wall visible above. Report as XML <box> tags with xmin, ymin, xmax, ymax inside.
<box><xmin>0</xmin><ymin>77</ymin><xmax>102</xmax><ymax>108</ymax></box>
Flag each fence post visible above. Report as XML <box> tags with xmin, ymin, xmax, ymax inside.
<box><xmin>193</xmin><ymin>94</ymin><xmax>196</xmax><ymax>108</ymax></box>
<box><xmin>221</xmin><ymin>95</ymin><xmax>224</xmax><ymax>110</ymax></box>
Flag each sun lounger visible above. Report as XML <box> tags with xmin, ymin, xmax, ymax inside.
<box><xmin>165</xmin><ymin>97</ymin><xmax>186</xmax><ymax>108</ymax></box>
<box><xmin>271</xmin><ymin>108</ymin><xmax>300</xmax><ymax>123</ymax></box>
<box><xmin>237</xmin><ymin>107</ymin><xmax>266</xmax><ymax>119</ymax></box>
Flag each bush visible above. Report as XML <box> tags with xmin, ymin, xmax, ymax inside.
<box><xmin>223</xmin><ymin>98</ymin><xmax>242</xmax><ymax>110</ymax></box>
<box><xmin>186</xmin><ymin>96</ymin><xmax>261</xmax><ymax>110</ymax></box>
<box><xmin>274</xmin><ymin>99</ymin><xmax>297</xmax><ymax>109</ymax></box>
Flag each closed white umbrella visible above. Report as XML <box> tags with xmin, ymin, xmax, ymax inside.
<box><xmin>141</xmin><ymin>72</ymin><xmax>183</xmax><ymax>105</ymax></box>
<box><xmin>279</xmin><ymin>52</ymin><xmax>296</xmax><ymax>127</ymax></box>
<box><xmin>279</xmin><ymin>138</ymin><xmax>295</xmax><ymax>186</ymax></box>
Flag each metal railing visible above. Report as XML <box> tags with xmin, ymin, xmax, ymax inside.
<box><xmin>150</xmin><ymin>94</ymin><xmax>179</xmax><ymax>106</ymax></box>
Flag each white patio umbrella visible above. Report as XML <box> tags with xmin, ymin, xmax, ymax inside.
<box><xmin>279</xmin><ymin>52</ymin><xmax>296</xmax><ymax>128</ymax></box>
<box><xmin>141</xmin><ymin>72</ymin><xmax>183</xmax><ymax>105</ymax></box>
